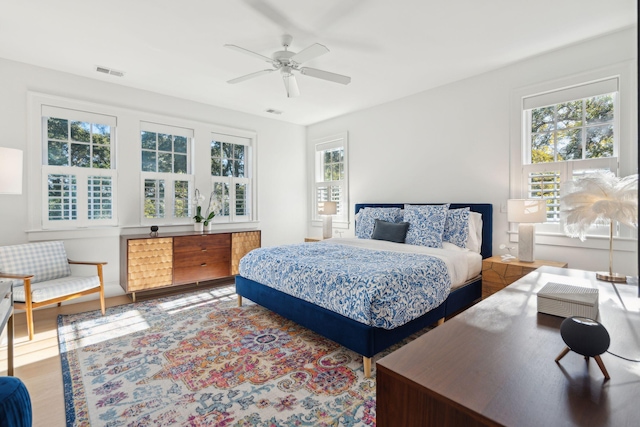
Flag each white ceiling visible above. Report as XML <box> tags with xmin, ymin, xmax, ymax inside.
<box><xmin>0</xmin><ymin>0</ymin><xmax>636</xmax><ymax>125</ymax></box>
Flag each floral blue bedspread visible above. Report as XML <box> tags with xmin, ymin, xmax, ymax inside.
<box><xmin>238</xmin><ymin>242</ymin><xmax>451</xmax><ymax>329</ymax></box>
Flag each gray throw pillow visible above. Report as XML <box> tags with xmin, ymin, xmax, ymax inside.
<box><xmin>371</xmin><ymin>219</ymin><xmax>410</xmax><ymax>243</ymax></box>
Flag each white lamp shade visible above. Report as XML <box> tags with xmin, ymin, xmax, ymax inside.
<box><xmin>318</xmin><ymin>201</ymin><xmax>337</xmax><ymax>215</ymax></box>
<box><xmin>0</xmin><ymin>147</ymin><xmax>23</xmax><ymax>195</ymax></box>
<box><xmin>507</xmin><ymin>199</ymin><xmax>546</xmax><ymax>223</ymax></box>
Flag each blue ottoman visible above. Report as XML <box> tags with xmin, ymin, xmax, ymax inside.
<box><xmin>0</xmin><ymin>377</ymin><xmax>32</xmax><ymax>427</ymax></box>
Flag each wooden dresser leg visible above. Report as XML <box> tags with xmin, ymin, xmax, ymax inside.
<box><xmin>363</xmin><ymin>356</ymin><xmax>372</xmax><ymax>378</ymax></box>
<box><xmin>132</xmin><ymin>292</ymin><xmax>136</xmax><ymax>303</ymax></box>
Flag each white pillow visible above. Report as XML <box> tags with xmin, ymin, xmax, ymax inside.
<box><xmin>466</xmin><ymin>212</ymin><xmax>483</xmax><ymax>253</ymax></box>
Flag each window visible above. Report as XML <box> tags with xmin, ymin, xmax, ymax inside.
<box><xmin>41</xmin><ymin>106</ymin><xmax>117</xmax><ymax>228</ymax></box>
<box><xmin>520</xmin><ymin>77</ymin><xmax>619</xmax><ymax>234</ymax></box>
<box><xmin>210</xmin><ymin>132</ymin><xmax>253</xmax><ymax>222</ymax></box>
<box><xmin>140</xmin><ymin>122</ymin><xmax>194</xmax><ymax>223</ymax></box>
<box><xmin>313</xmin><ymin>133</ymin><xmax>349</xmax><ymax>225</ymax></box>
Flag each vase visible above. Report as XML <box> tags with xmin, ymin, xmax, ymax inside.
<box><xmin>205</xmin><ymin>222</ymin><xmax>213</xmax><ymax>233</ymax></box>
<box><xmin>193</xmin><ymin>222</ymin><xmax>204</xmax><ymax>233</ymax></box>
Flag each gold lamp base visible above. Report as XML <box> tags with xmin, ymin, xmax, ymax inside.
<box><xmin>596</xmin><ymin>271</ymin><xmax>627</xmax><ymax>283</ymax></box>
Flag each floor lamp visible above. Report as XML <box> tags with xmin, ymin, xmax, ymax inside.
<box><xmin>318</xmin><ymin>201</ymin><xmax>337</xmax><ymax>239</ymax></box>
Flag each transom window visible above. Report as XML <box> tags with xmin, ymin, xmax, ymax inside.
<box><xmin>41</xmin><ymin>106</ymin><xmax>117</xmax><ymax>227</ymax></box>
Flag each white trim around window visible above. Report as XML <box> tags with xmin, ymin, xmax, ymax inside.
<box><xmin>509</xmin><ymin>61</ymin><xmax>637</xmax><ymax>249</ymax></box>
<box><xmin>311</xmin><ymin>132</ymin><xmax>349</xmax><ymax>229</ymax></box>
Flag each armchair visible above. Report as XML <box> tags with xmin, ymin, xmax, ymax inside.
<box><xmin>0</xmin><ymin>241</ymin><xmax>106</xmax><ymax>340</ymax></box>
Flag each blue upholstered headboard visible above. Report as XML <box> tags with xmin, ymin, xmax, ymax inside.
<box><xmin>354</xmin><ymin>203</ymin><xmax>493</xmax><ymax>259</ymax></box>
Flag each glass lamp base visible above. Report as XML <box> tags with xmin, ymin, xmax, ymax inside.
<box><xmin>596</xmin><ymin>271</ymin><xmax>627</xmax><ymax>283</ymax></box>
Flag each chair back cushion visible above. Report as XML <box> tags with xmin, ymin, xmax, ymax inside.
<box><xmin>0</xmin><ymin>241</ymin><xmax>71</xmax><ymax>283</ymax></box>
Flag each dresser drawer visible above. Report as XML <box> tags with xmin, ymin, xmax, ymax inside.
<box><xmin>174</xmin><ymin>234</ymin><xmax>231</xmax><ymax>253</ymax></box>
<box><xmin>173</xmin><ymin>247</ymin><xmax>230</xmax><ymax>268</ymax></box>
<box><xmin>174</xmin><ymin>261</ymin><xmax>230</xmax><ymax>285</ymax></box>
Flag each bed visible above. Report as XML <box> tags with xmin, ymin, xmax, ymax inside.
<box><xmin>235</xmin><ymin>203</ymin><xmax>493</xmax><ymax>377</ymax></box>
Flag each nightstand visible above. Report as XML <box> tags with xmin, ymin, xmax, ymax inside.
<box><xmin>304</xmin><ymin>237</ymin><xmax>323</xmax><ymax>242</ymax></box>
<box><xmin>481</xmin><ymin>256</ymin><xmax>568</xmax><ymax>299</ymax></box>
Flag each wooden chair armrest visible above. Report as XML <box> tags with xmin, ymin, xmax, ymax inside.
<box><xmin>68</xmin><ymin>260</ymin><xmax>108</xmax><ymax>266</ymax></box>
<box><xmin>0</xmin><ymin>272</ymin><xmax>34</xmax><ymax>280</ymax></box>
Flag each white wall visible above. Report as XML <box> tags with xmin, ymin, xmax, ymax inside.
<box><xmin>307</xmin><ymin>27</ymin><xmax>638</xmax><ymax>276</ymax></box>
<box><xmin>0</xmin><ymin>58</ymin><xmax>308</xmax><ymax>299</ymax></box>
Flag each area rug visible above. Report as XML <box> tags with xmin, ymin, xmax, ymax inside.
<box><xmin>58</xmin><ymin>286</ymin><xmax>430</xmax><ymax>426</ymax></box>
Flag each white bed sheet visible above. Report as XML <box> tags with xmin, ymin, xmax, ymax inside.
<box><xmin>322</xmin><ymin>238</ymin><xmax>482</xmax><ymax>289</ymax></box>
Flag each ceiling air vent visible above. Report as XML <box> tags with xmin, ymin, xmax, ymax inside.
<box><xmin>265</xmin><ymin>109</ymin><xmax>283</xmax><ymax>115</ymax></box>
<box><xmin>96</xmin><ymin>66</ymin><xmax>125</xmax><ymax>77</ymax></box>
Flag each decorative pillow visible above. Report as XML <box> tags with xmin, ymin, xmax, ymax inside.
<box><xmin>355</xmin><ymin>207</ymin><xmax>403</xmax><ymax>239</ymax></box>
<box><xmin>466</xmin><ymin>212</ymin><xmax>483</xmax><ymax>253</ymax></box>
<box><xmin>404</xmin><ymin>204</ymin><xmax>450</xmax><ymax>248</ymax></box>
<box><xmin>371</xmin><ymin>219</ymin><xmax>410</xmax><ymax>243</ymax></box>
<box><xmin>443</xmin><ymin>208</ymin><xmax>470</xmax><ymax>249</ymax></box>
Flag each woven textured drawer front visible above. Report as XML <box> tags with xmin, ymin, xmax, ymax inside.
<box><xmin>127</xmin><ymin>238</ymin><xmax>173</xmax><ymax>291</ymax></box>
<box><xmin>231</xmin><ymin>231</ymin><xmax>261</xmax><ymax>275</ymax></box>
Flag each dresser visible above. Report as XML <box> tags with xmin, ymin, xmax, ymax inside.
<box><xmin>120</xmin><ymin>230</ymin><xmax>260</xmax><ymax>300</ymax></box>
<box><xmin>0</xmin><ymin>280</ymin><xmax>14</xmax><ymax>375</ymax></box>
<box><xmin>377</xmin><ymin>267</ymin><xmax>640</xmax><ymax>427</ymax></box>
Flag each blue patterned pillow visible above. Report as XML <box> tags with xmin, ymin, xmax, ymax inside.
<box><xmin>443</xmin><ymin>208</ymin><xmax>470</xmax><ymax>248</ymax></box>
<box><xmin>404</xmin><ymin>204</ymin><xmax>450</xmax><ymax>248</ymax></box>
<box><xmin>355</xmin><ymin>207</ymin><xmax>403</xmax><ymax>239</ymax></box>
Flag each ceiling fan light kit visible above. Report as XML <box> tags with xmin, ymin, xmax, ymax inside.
<box><xmin>225</xmin><ymin>34</ymin><xmax>351</xmax><ymax>97</ymax></box>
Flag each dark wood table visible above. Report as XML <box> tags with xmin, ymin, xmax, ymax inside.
<box><xmin>377</xmin><ymin>267</ymin><xmax>640</xmax><ymax>427</ymax></box>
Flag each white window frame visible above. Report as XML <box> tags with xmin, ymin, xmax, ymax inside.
<box><xmin>311</xmin><ymin>132</ymin><xmax>349</xmax><ymax>228</ymax></box>
<box><xmin>39</xmin><ymin>104</ymin><xmax>118</xmax><ymax>229</ymax></box>
<box><xmin>140</xmin><ymin>121</ymin><xmax>195</xmax><ymax>225</ymax></box>
<box><xmin>210</xmin><ymin>130</ymin><xmax>256</xmax><ymax>224</ymax></box>
<box><xmin>510</xmin><ymin>62</ymin><xmax>637</xmax><ymax>249</ymax></box>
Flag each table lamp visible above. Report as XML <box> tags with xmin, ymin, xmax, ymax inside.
<box><xmin>0</xmin><ymin>147</ymin><xmax>23</xmax><ymax>195</ymax></box>
<box><xmin>507</xmin><ymin>199</ymin><xmax>546</xmax><ymax>262</ymax></box>
<box><xmin>318</xmin><ymin>201</ymin><xmax>337</xmax><ymax>239</ymax></box>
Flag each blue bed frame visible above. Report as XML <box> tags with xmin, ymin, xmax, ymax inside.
<box><xmin>235</xmin><ymin>203</ymin><xmax>492</xmax><ymax>376</ymax></box>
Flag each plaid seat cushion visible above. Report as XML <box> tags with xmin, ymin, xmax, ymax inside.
<box><xmin>13</xmin><ymin>275</ymin><xmax>100</xmax><ymax>303</ymax></box>
<box><xmin>0</xmin><ymin>241</ymin><xmax>71</xmax><ymax>283</ymax></box>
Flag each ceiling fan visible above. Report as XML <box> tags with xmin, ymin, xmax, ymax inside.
<box><xmin>224</xmin><ymin>34</ymin><xmax>351</xmax><ymax>98</ymax></box>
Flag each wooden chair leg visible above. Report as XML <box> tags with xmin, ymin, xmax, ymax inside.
<box><xmin>97</xmin><ymin>264</ymin><xmax>106</xmax><ymax>315</ymax></box>
<box><xmin>24</xmin><ymin>278</ymin><xmax>35</xmax><ymax>341</ymax></box>
<box><xmin>363</xmin><ymin>356</ymin><xmax>372</xmax><ymax>378</ymax></box>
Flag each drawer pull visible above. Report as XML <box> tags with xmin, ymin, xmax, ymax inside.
<box><xmin>201</xmin><ymin>263</ymin><xmax>207</xmax><ymax>267</ymax></box>
<box><xmin>201</xmin><ymin>248</ymin><xmax>207</xmax><ymax>252</ymax></box>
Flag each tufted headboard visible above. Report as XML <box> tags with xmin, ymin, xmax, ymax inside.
<box><xmin>354</xmin><ymin>203</ymin><xmax>493</xmax><ymax>259</ymax></box>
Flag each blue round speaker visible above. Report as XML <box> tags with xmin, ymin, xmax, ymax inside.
<box><xmin>560</xmin><ymin>316</ymin><xmax>610</xmax><ymax>357</ymax></box>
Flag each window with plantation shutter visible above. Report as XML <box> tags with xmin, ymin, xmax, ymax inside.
<box><xmin>210</xmin><ymin>131</ymin><xmax>254</xmax><ymax>223</ymax></box>
<box><xmin>313</xmin><ymin>133</ymin><xmax>349</xmax><ymax>226</ymax></box>
<box><xmin>41</xmin><ymin>105</ymin><xmax>117</xmax><ymax>228</ymax></box>
<box><xmin>520</xmin><ymin>77</ymin><xmax>620</xmax><ymax>235</ymax></box>
<box><xmin>140</xmin><ymin>121</ymin><xmax>194</xmax><ymax>224</ymax></box>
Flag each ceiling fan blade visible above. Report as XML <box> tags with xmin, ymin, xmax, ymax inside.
<box><xmin>227</xmin><ymin>69</ymin><xmax>274</xmax><ymax>84</ymax></box>
<box><xmin>283</xmin><ymin>74</ymin><xmax>300</xmax><ymax>98</ymax></box>
<box><xmin>242</xmin><ymin>0</ymin><xmax>305</xmax><ymax>35</ymax></box>
<box><xmin>224</xmin><ymin>44</ymin><xmax>274</xmax><ymax>63</ymax></box>
<box><xmin>290</xmin><ymin>43</ymin><xmax>329</xmax><ymax>64</ymax></box>
<box><xmin>299</xmin><ymin>67</ymin><xmax>351</xmax><ymax>85</ymax></box>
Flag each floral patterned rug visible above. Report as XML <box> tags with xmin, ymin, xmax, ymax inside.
<box><xmin>58</xmin><ymin>286</ymin><xmax>428</xmax><ymax>426</ymax></box>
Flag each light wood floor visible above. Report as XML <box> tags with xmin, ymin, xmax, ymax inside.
<box><xmin>0</xmin><ymin>281</ymin><xmax>233</xmax><ymax>427</ymax></box>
